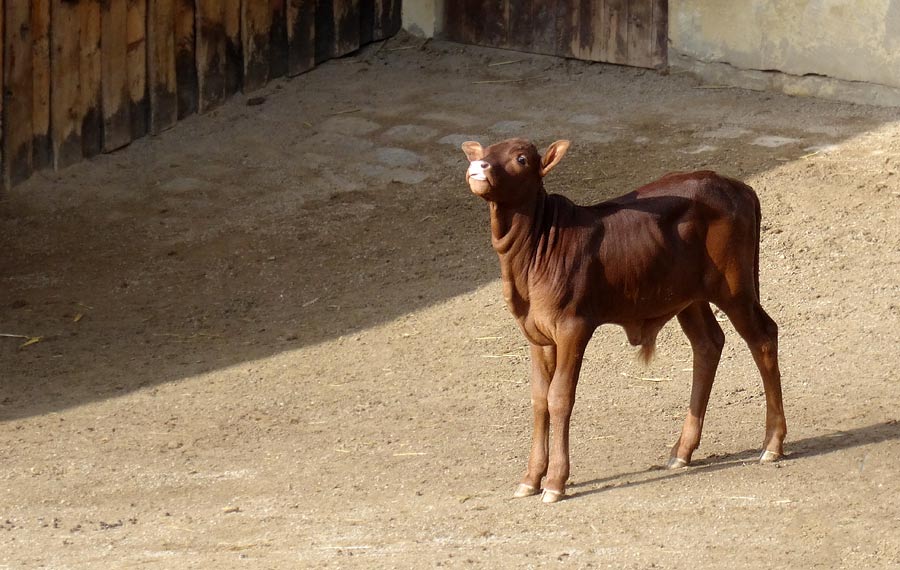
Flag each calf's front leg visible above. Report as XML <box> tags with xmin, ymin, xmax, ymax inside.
<box><xmin>541</xmin><ymin>328</ymin><xmax>591</xmax><ymax>503</ymax></box>
<box><xmin>515</xmin><ymin>344</ymin><xmax>556</xmax><ymax>498</ymax></box>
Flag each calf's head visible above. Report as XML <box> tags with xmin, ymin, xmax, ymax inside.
<box><xmin>461</xmin><ymin>138</ymin><xmax>570</xmax><ymax>205</ymax></box>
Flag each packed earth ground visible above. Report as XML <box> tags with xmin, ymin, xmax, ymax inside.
<box><xmin>2</xmin><ymin>33</ymin><xmax>899</xmax><ymax>568</ymax></box>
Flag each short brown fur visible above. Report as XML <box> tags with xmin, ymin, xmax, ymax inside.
<box><xmin>462</xmin><ymin>138</ymin><xmax>786</xmax><ymax>502</ymax></box>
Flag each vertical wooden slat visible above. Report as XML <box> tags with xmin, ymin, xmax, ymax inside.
<box><xmin>243</xmin><ymin>0</ymin><xmax>273</xmax><ymax>91</ymax></box>
<box><xmin>223</xmin><ymin>0</ymin><xmax>242</xmax><ymax>95</ymax></box>
<box><xmin>482</xmin><ymin>0</ymin><xmax>506</xmax><ymax>49</ymax></box>
<box><xmin>148</xmin><ymin>0</ymin><xmax>178</xmax><ymax>133</ymax></box>
<box><xmin>590</xmin><ymin>0</ymin><xmax>609</xmax><ymax>62</ymax></box>
<box><xmin>0</xmin><ymin>0</ymin><xmax>4</xmax><ymax>191</ymax></box>
<box><xmin>197</xmin><ymin>0</ymin><xmax>227</xmax><ymax>111</ymax></box>
<box><xmin>359</xmin><ymin>0</ymin><xmax>374</xmax><ymax>45</ymax></box>
<box><xmin>568</xmin><ymin>0</ymin><xmax>595</xmax><ymax>60</ymax></box>
<box><xmin>269</xmin><ymin>0</ymin><xmax>289</xmax><ymax>79</ymax></box>
<box><xmin>507</xmin><ymin>0</ymin><xmax>532</xmax><ymax>52</ymax></box>
<box><xmin>332</xmin><ymin>0</ymin><xmax>359</xmax><ymax>57</ymax></box>
<box><xmin>127</xmin><ymin>0</ymin><xmax>149</xmax><ymax>139</ymax></box>
<box><xmin>80</xmin><ymin>0</ymin><xmax>103</xmax><ymax>157</ymax></box>
<box><xmin>626</xmin><ymin>0</ymin><xmax>652</xmax><ymax>68</ymax></box>
<box><xmin>441</xmin><ymin>0</ymin><xmax>463</xmax><ymax>43</ymax></box>
<box><xmin>287</xmin><ymin>0</ymin><xmax>315</xmax><ymax>76</ymax></box>
<box><xmin>175</xmin><ymin>0</ymin><xmax>198</xmax><ymax>118</ymax></box>
<box><xmin>463</xmin><ymin>0</ymin><xmax>484</xmax><ymax>45</ymax></box>
<box><xmin>3</xmin><ymin>0</ymin><xmax>34</xmax><ymax>186</ymax></box>
<box><xmin>377</xmin><ymin>0</ymin><xmax>401</xmax><ymax>40</ymax></box>
<box><xmin>554</xmin><ymin>0</ymin><xmax>575</xmax><ymax>58</ymax></box>
<box><xmin>605</xmin><ymin>0</ymin><xmax>628</xmax><ymax>64</ymax></box>
<box><xmin>51</xmin><ymin>0</ymin><xmax>82</xmax><ymax>169</ymax></box>
<box><xmin>314</xmin><ymin>0</ymin><xmax>333</xmax><ymax>62</ymax></box>
<box><xmin>32</xmin><ymin>0</ymin><xmax>51</xmax><ymax>170</ymax></box>
<box><xmin>532</xmin><ymin>0</ymin><xmax>559</xmax><ymax>55</ymax></box>
<box><xmin>102</xmin><ymin>0</ymin><xmax>132</xmax><ymax>152</ymax></box>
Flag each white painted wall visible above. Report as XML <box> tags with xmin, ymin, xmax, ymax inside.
<box><xmin>403</xmin><ymin>0</ymin><xmax>438</xmax><ymax>37</ymax></box>
<box><xmin>669</xmin><ymin>0</ymin><xmax>900</xmax><ymax>104</ymax></box>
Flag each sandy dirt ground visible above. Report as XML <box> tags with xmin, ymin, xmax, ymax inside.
<box><xmin>2</xmin><ymin>33</ymin><xmax>899</xmax><ymax>569</ymax></box>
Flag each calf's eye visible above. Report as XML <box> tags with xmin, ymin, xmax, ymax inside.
<box><xmin>516</xmin><ymin>155</ymin><xmax>527</xmax><ymax>165</ymax></box>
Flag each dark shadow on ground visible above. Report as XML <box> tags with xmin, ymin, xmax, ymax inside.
<box><xmin>1</xmin><ymin>40</ymin><xmax>896</xmax><ymax>422</ymax></box>
<box><xmin>569</xmin><ymin>420</ymin><xmax>900</xmax><ymax>500</ymax></box>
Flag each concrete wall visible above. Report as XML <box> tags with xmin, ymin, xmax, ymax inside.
<box><xmin>403</xmin><ymin>0</ymin><xmax>900</xmax><ymax>105</ymax></box>
<box><xmin>403</xmin><ymin>0</ymin><xmax>438</xmax><ymax>37</ymax></box>
<box><xmin>670</xmin><ymin>0</ymin><xmax>900</xmax><ymax>105</ymax></box>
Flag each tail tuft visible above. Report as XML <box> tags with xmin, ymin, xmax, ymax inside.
<box><xmin>637</xmin><ymin>340</ymin><xmax>657</xmax><ymax>366</ymax></box>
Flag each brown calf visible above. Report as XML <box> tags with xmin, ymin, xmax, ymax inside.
<box><xmin>462</xmin><ymin>138</ymin><xmax>786</xmax><ymax>503</ymax></box>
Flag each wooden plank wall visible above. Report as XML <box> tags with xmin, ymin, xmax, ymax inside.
<box><xmin>0</xmin><ymin>0</ymin><xmax>401</xmax><ymax>192</ymax></box>
<box><xmin>443</xmin><ymin>0</ymin><xmax>667</xmax><ymax>71</ymax></box>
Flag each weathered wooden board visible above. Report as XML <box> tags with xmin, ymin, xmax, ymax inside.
<box><xmin>269</xmin><ymin>0</ymin><xmax>289</xmax><ymax>80</ymax></box>
<box><xmin>127</xmin><ymin>0</ymin><xmax>149</xmax><ymax>139</ymax></box>
<box><xmin>2</xmin><ymin>0</ymin><xmax>404</xmax><ymax>188</ymax></box>
<box><xmin>373</xmin><ymin>0</ymin><xmax>400</xmax><ymax>40</ymax></box>
<box><xmin>32</xmin><ymin>0</ymin><xmax>52</xmax><ymax>170</ymax></box>
<box><xmin>360</xmin><ymin>0</ymin><xmax>374</xmax><ymax>45</ymax></box>
<box><xmin>566</xmin><ymin>0</ymin><xmax>598</xmax><ymax>60</ymax></box>
<box><xmin>197</xmin><ymin>0</ymin><xmax>227</xmax><ymax>111</ymax></box>
<box><xmin>0</xmin><ymin>0</ymin><xmax>4</xmax><ymax>190</ymax></box>
<box><xmin>80</xmin><ymin>0</ymin><xmax>103</xmax><ymax>157</ymax></box>
<box><xmin>626</xmin><ymin>0</ymin><xmax>653</xmax><ymax>68</ymax></box>
<box><xmin>287</xmin><ymin>0</ymin><xmax>316</xmax><ymax>76</ymax></box>
<box><xmin>507</xmin><ymin>0</ymin><xmax>533</xmax><ymax>52</ymax></box>
<box><xmin>443</xmin><ymin>0</ymin><xmax>666</xmax><ymax>69</ymax></box>
<box><xmin>315</xmin><ymin>0</ymin><xmax>336</xmax><ymax>63</ymax></box>
<box><xmin>175</xmin><ymin>0</ymin><xmax>198</xmax><ymax>118</ymax></box>
<box><xmin>3</xmin><ymin>0</ymin><xmax>34</xmax><ymax>186</ymax></box>
<box><xmin>102</xmin><ymin>0</ymin><xmax>132</xmax><ymax>152</ymax></box>
<box><xmin>148</xmin><ymin>0</ymin><xmax>178</xmax><ymax>133</ymax></box>
<box><xmin>332</xmin><ymin>0</ymin><xmax>360</xmax><ymax>57</ymax></box>
<box><xmin>483</xmin><ymin>0</ymin><xmax>507</xmax><ymax>50</ymax></box>
<box><xmin>224</xmin><ymin>0</ymin><xmax>242</xmax><ymax>95</ymax></box>
<box><xmin>243</xmin><ymin>0</ymin><xmax>274</xmax><ymax>91</ymax></box>
<box><xmin>531</xmin><ymin>0</ymin><xmax>559</xmax><ymax>55</ymax></box>
<box><xmin>51</xmin><ymin>0</ymin><xmax>83</xmax><ymax>169</ymax></box>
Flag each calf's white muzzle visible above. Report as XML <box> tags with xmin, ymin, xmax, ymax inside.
<box><xmin>468</xmin><ymin>161</ymin><xmax>488</xmax><ymax>181</ymax></box>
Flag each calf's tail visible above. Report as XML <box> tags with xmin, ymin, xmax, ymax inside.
<box><xmin>638</xmin><ymin>340</ymin><xmax>657</xmax><ymax>366</ymax></box>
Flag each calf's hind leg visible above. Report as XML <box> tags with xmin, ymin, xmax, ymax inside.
<box><xmin>721</xmin><ymin>300</ymin><xmax>787</xmax><ymax>462</ymax></box>
<box><xmin>668</xmin><ymin>302</ymin><xmax>725</xmax><ymax>468</ymax></box>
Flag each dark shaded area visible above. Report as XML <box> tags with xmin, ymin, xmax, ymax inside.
<box><xmin>0</xmin><ymin>41</ymin><xmax>895</xmax><ymax>427</ymax></box>
<box><xmin>444</xmin><ymin>0</ymin><xmax>666</xmax><ymax>68</ymax></box>
<box><xmin>570</xmin><ymin>421</ymin><xmax>900</xmax><ymax>500</ymax></box>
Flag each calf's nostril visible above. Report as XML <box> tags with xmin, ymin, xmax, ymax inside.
<box><xmin>481</xmin><ymin>162</ymin><xmax>490</xmax><ymax>169</ymax></box>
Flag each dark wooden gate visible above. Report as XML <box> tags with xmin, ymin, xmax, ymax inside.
<box><xmin>443</xmin><ymin>0</ymin><xmax>667</xmax><ymax>69</ymax></box>
<box><xmin>1</xmin><ymin>0</ymin><xmax>402</xmax><ymax>191</ymax></box>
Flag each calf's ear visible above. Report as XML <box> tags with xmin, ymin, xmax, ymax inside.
<box><xmin>461</xmin><ymin>141</ymin><xmax>484</xmax><ymax>162</ymax></box>
<box><xmin>540</xmin><ymin>140</ymin><xmax>571</xmax><ymax>177</ymax></box>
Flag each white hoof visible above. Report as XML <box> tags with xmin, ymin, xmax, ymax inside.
<box><xmin>759</xmin><ymin>450</ymin><xmax>782</xmax><ymax>464</ymax></box>
<box><xmin>541</xmin><ymin>489</ymin><xmax>564</xmax><ymax>503</ymax></box>
<box><xmin>666</xmin><ymin>457</ymin><xmax>689</xmax><ymax>469</ymax></box>
<box><xmin>513</xmin><ymin>483</ymin><xmax>540</xmax><ymax>498</ymax></box>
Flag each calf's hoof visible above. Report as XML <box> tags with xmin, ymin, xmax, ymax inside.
<box><xmin>513</xmin><ymin>483</ymin><xmax>540</xmax><ymax>498</ymax></box>
<box><xmin>666</xmin><ymin>457</ymin><xmax>689</xmax><ymax>470</ymax></box>
<box><xmin>541</xmin><ymin>489</ymin><xmax>565</xmax><ymax>504</ymax></box>
<box><xmin>759</xmin><ymin>450</ymin><xmax>782</xmax><ymax>464</ymax></box>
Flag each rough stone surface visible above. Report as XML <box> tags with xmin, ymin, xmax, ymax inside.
<box><xmin>319</xmin><ymin>116</ymin><xmax>382</xmax><ymax>136</ymax></box>
<box><xmin>382</xmin><ymin>124</ymin><xmax>440</xmax><ymax>142</ymax></box>
<box><xmin>375</xmin><ymin>147</ymin><xmax>423</xmax><ymax>167</ymax></box>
